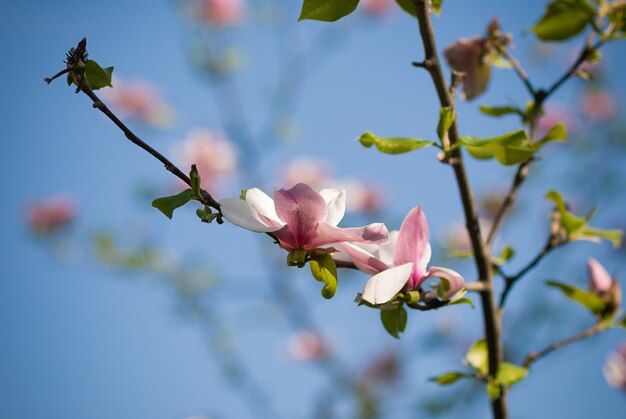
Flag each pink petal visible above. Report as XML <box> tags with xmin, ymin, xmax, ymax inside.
<box><xmin>444</xmin><ymin>37</ymin><xmax>491</xmax><ymax>100</ymax></box>
<box><xmin>336</xmin><ymin>242</ymin><xmax>390</xmax><ymax>275</ymax></box>
<box><xmin>423</xmin><ymin>266</ymin><xmax>465</xmax><ymax>298</ymax></box>
<box><xmin>588</xmin><ymin>258</ymin><xmax>613</xmax><ymax>293</ymax></box>
<box><xmin>274</xmin><ymin>183</ymin><xmax>328</xmax><ymax>249</ymax></box>
<box><xmin>307</xmin><ymin>222</ymin><xmax>389</xmax><ymax>250</ymax></box>
<box><xmin>393</xmin><ymin>206</ymin><xmax>431</xmax><ymax>278</ymax></box>
<box><xmin>360</xmin><ymin>263</ymin><xmax>414</xmax><ymax>305</ymax></box>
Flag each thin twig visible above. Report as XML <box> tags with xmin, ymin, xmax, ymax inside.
<box><xmin>496</xmin><ymin>46</ymin><xmax>536</xmax><ymax>97</ymax></box>
<box><xmin>411</xmin><ymin>1</ymin><xmax>505</xmax><ymax>418</ymax></box>
<box><xmin>522</xmin><ymin>323</ymin><xmax>609</xmax><ymax>368</ymax></box>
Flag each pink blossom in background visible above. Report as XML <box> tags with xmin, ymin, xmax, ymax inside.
<box><xmin>443</xmin><ymin>219</ymin><xmax>493</xmax><ymax>252</ymax></box>
<box><xmin>535</xmin><ymin>105</ymin><xmax>575</xmax><ymax>139</ymax></box>
<box><xmin>444</xmin><ymin>37</ymin><xmax>491</xmax><ymax>100</ymax></box>
<box><xmin>281</xmin><ymin>158</ymin><xmax>332</xmax><ymax>191</ymax></box>
<box><xmin>104</xmin><ymin>78</ymin><xmax>174</xmax><ymax>127</ymax></box>
<box><xmin>582</xmin><ymin>90</ymin><xmax>617</xmax><ymax>121</ymax></box>
<box><xmin>192</xmin><ymin>0</ymin><xmax>245</xmax><ymax>27</ymax></box>
<box><xmin>286</xmin><ymin>330</ymin><xmax>328</xmax><ymax>362</ymax></box>
<box><xmin>604</xmin><ymin>343</ymin><xmax>626</xmax><ymax>392</ymax></box>
<box><xmin>27</xmin><ymin>195</ymin><xmax>76</xmax><ymax>235</ymax></box>
<box><xmin>360</xmin><ymin>0</ymin><xmax>394</xmax><ymax>17</ymax></box>
<box><xmin>587</xmin><ymin>258</ymin><xmax>613</xmax><ymax>293</ymax></box>
<box><xmin>219</xmin><ymin>183</ymin><xmax>388</xmax><ymax>252</ymax></box>
<box><xmin>340</xmin><ymin>206</ymin><xmax>464</xmax><ymax>305</ymax></box>
<box><xmin>176</xmin><ymin>129</ymin><xmax>238</xmax><ymax>194</ymax></box>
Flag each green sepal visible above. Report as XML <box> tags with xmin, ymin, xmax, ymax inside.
<box><xmin>449</xmin><ymin>289</ymin><xmax>475</xmax><ymax>308</ymax></box>
<box><xmin>196</xmin><ymin>206</ymin><xmax>218</xmax><ymax>223</ymax></box>
<box><xmin>545</xmin><ymin>280</ymin><xmax>607</xmax><ymax>315</ymax></box>
<box><xmin>403</xmin><ymin>291</ymin><xmax>421</xmax><ymax>304</ymax></box>
<box><xmin>152</xmin><ymin>189</ymin><xmax>194</xmax><ymax>219</ymax></box>
<box><xmin>84</xmin><ymin>60</ymin><xmax>114</xmax><ymax>90</ymax></box>
<box><xmin>288</xmin><ymin>249</ymin><xmax>308</xmax><ymax>268</ymax></box>
<box><xmin>429</xmin><ymin>371</ymin><xmax>466</xmax><ymax>385</ymax></box>
<box><xmin>310</xmin><ymin>254</ymin><xmax>338</xmax><ymax>299</ymax></box>
<box><xmin>466</xmin><ymin>339</ymin><xmax>488</xmax><ymax>375</ymax></box>
<box><xmin>437</xmin><ymin>107</ymin><xmax>456</xmax><ymax>147</ymax></box>
<box><xmin>298</xmin><ymin>0</ymin><xmax>360</xmax><ymax>22</ymax></box>
<box><xmin>380</xmin><ymin>305</ymin><xmax>408</xmax><ymax>339</ymax></box>
<box><xmin>358</xmin><ymin>131</ymin><xmax>434</xmax><ymax>155</ymax></box>
<box><xmin>190</xmin><ymin>165</ymin><xmax>201</xmax><ymax>198</ymax></box>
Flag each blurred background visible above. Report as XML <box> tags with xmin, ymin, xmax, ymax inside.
<box><xmin>2</xmin><ymin>0</ymin><xmax>626</xmax><ymax>418</ymax></box>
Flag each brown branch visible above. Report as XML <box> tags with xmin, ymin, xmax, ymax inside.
<box><xmin>522</xmin><ymin>323</ymin><xmax>609</xmax><ymax>368</ymax></box>
<box><xmin>45</xmin><ymin>59</ymin><xmax>222</xmax><ymax>216</ymax></box>
<box><xmin>496</xmin><ymin>46</ymin><xmax>536</xmax><ymax>97</ymax></box>
<box><xmin>411</xmin><ymin>1</ymin><xmax>505</xmax><ymax>418</ymax></box>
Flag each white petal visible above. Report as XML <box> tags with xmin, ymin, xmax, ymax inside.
<box><xmin>361</xmin><ymin>263</ymin><xmax>413</xmax><ymax>305</ymax></box>
<box><xmin>377</xmin><ymin>230</ymin><xmax>399</xmax><ymax>266</ymax></box>
<box><xmin>220</xmin><ymin>198</ymin><xmax>283</xmax><ymax>233</ymax></box>
<box><xmin>319</xmin><ymin>188</ymin><xmax>346</xmax><ymax>227</ymax></box>
<box><xmin>245</xmin><ymin>188</ymin><xmax>282</xmax><ymax>225</ymax></box>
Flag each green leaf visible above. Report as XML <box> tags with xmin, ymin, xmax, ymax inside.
<box><xmin>437</xmin><ymin>107</ymin><xmax>456</xmax><ymax>147</ymax></box>
<box><xmin>496</xmin><ymin>363</ymin><xmax>528</xmax><ymax>387</ymax></box>
<box><xmin>460</xmin><ymin>129</ymin><xmax>561</xmax><ymax>165</ymax></box>
<box><xmin>152</xmin><ymin>189</ymin><xmax>193</xmax><ymax>219</ymax></box>
<box><xmin>538</xmin><ymin>123</ymin><xmax>568</xmax><ymax>145</ymax></box>
<box><xmin>298</xmin><ymin>0</ymin><xmax>360</xmax><ymax>22</ymax></box>
<box><xmin>310</xmin><ymin>254</ymin><xmax>338</xmax><ymax>299</ymax></box>
<box><xmin>479</xmin><ymin>105</ymin><xmax>523</xmax><ymax>118</ymax></box>
<box><xmin>533</xmin><ymin>0</ymin><xmax>596</xmax><ymax>41</ymax></box>
<box><xmin>546</xmin><ymin>190</ymin><xmax>623</xmax><ymax>247</ymax></box>
<box><xmin>430</xmin><ymin>371</ymin><xmax>466</xmax><ymax>385</ymax></box>
<box><xmin>196</xmin><ymin>206</ymin><xmax>218</xmax><ymax>223</ymax></box>
<box><xmin>492</xmin><ymin>246</ymin><xmax>516</xmax><ymax>266</ymax></box>
<box><xmin>432</xmin><ymin>0</ymin><xmax>444</xmax><ymax>15</ymax></box>
<box><xmin>486</xmin><ymin>382</ymin><xmax>502</xmax><ymax>400</ymax></box>
<box><xmin>466</xmin><ymin>339</ymin><xmax>488</xmax><ymax>374</ymax></box>
<box><xmin>358</xmin><ymin>131</ymin><xmax>434</xmax><ymax>155</ymax></box>
<box><xmin>545</xmin><ymin>280</ymin><xmax>607</xmax><ymax>315</ymax></box>
<box><xmin>449</xmin><ymin>297</ymin><xmax>475</xmax><ymax>308</ymax></box>
<box><xmin>395</xmin><ymin>0</ymin><xmax>416</xmax><ymax>16</ymax></box>
<box><xmin>84</xmin><ymin>60</ymin><xmax>113</xmax><ymax>90</ymax></box>
<box><xmin>380</xmin><ymin>306</ymin><xmax>408</xmax><ymax>339</ymax></box>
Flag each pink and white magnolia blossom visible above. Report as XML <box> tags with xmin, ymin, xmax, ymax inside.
<box><xmin>588</xmin><ymin>258</ymin><xmax>613</xmax><ymax>293</ymax></box>
<box><xmin>193</xmin><ymin>0</ymin><xmax>245</xmax><ymax>27</ymax></box>
<box><xmin>219</xmin><ymin>183</ymin><xmax>388</xmax><ymax>252</ymax></box>
<box><xmin>604</xmin><ymin>343</ymin><xmax>626</xmax><ymax>391</ymax></box>
<box><xmin>103</xmin><ymin>78</ymin><xmax>173</xmax><ymax>127</ymax></box>
<box><xmin>444</xmin><ymin>37</ymin><xmax>491</xmax><ymax>100</ymax></box>
<box><xmin>339</xmin><ymin>206</ymin><xmax>464</xmax><ymax>305</ymax></box>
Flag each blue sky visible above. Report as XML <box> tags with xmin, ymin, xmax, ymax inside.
<box><xmin>2</xmin><ymin>0</ymin><xmax>626</xmax><ymax>418</ymax></box>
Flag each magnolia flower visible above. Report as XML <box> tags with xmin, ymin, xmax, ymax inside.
<box><xmin>588</xmin><ymin>258</ymin><xmax>613</xmax><ymax>293</ymax></box>
<box><xmin>103</xmin><ymin>78</ymin><xmax>173</xmax><ymax>127</ymax></box>
<box><xmin>604</xmin><ymin>343</ymin><xmax>626</xmax><ymax>391</ymax></box>
<box><xmin>286</xmin><ymin>330</ymin><xmax>328</xmax><ymax>361</ymax></box>
<box><xmin>27</xmin><ymin>195</ymin><xmax>76</xmax><ymax>235</ymax></box>
<box><xmin>444</xmin><ymin>37</ymin><xmax>491</xmax><ymax>100</ymax></box>
<box><xmin>219</xmin><ymin>183</ymin><xmax>388</xmax><ymax>252</ymax></box>
<box><xmin>192</xmin><ymin>0</ymin><xmax>245</xmax><ymax>26</ymax></box>
<box><xmin>340</xmin><ymin>206</ymin><xmax>464</xmax><ymax>305</ymax></box>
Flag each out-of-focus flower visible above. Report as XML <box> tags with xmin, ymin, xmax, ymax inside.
<box><xmin>444</xmin><ymin>37</ymin><xmax>491</xmax><ymax>100</ymax></box>
<box><xmin>604</xmin><ymin>343</ymin><xmax>626</xmax><ymax>391</ymax></box>
<box><xmin>341</xmin><ymin>206</ymin><xmax>464</xmax><ymax>305</ymax></box>
<box><xmin>176</xmin><ymin>129</ymin><xmax>238</xmax><ymax>194</ymax></box>
<box><xmin>536</xmin><ymin>106</ymin><xmax>576</xmax><ymax>138</ymax></box>
<box><xmin>281</xmin><ymin>158</ymin><xmax>384</xmax><ymax>214</ymax></box>
<box><xmin>360</xmin><ymin>0</ymin><xmax>394</xmax><ymax>17</ymax></box>
<box><xmin>286</xmin><ymin>330</ymin><xmax>328</xmax><ymax>361</ymax></box>
<box><xmin>27</xmin><ymin>195</ymin><xmax>76</xmax><ymax>236</ymax></box>
<box><xmin>191</xmin><ymin>0</ymin><xmax>245</xmax><ymax>27</ymax></box>
<box><xmin>220</xmin><ymin>183</ymin><xmax>388</xmax><ymax>252</ymax></box>
<box><xmin>588</xmin><ymin>258</ymin><xmax>613</xmax><ymax>293</ymax></box>
<box><xmin>104</xmin><ymin>78</ymin><xmax>174</xmax><ymax>127</ymax></box>
<box><xmin>582</xmin><ymin>90</ymin><xmax>617</xmax><ymax>121</ymax></box>
<box><xmin>281</xmin><ymin>158</ymin><xmax>331</xmax><ymax>191</ymax></box>
<box><xmin>362</xmin><ymin>351</ymin><xmax>400</xmax><ymax>385</ymax></box>
<box><xmin>443</xmin><ymin>219</ymin><xmax>493</xmax><ymax>253</ymax></box>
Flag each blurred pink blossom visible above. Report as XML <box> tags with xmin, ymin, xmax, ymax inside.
<box><xmin>582</xmin><ymin>90</ymin><xmax>617</xmax><ymax>121</ymax></box>
<box><xmin>587</xmin><ymin>258</ymin><xmax>613</xmax><ymax>294</ymax></box>
<box><xmin>444</xmin><ymin>219</ymin><xmax>493</xmax><ymax>252</ymax></box>
<box><xmin>27</xmin><ymin>195</ymin><xmax>76</xmax><ymax>235</ymax></box>
<box><xmin>360</xmin><ymin>0</ymin><xmax>394</xmax><ymax>17</ymax></box>
<box><xmin>536</xmin><ymin>106</ymin><xmax>576</xmax><ymax>138</ymax></box>
<box><xmin>175</xmin><ymin>129</ymin><xmax>238</xmax><ymax>194</ymax></box>
<box><xmin>286</xmin><ymin>330</ymin><xmax>328</xmax><ymax>362</ymax></box>
<box><xmin>281</xmin><ymin>158</ymin><xmax>331</xmax><ymax>191</ymax></box>
<box><xmin>192</xmin><ymin>0</ymin><xmax>245</xmax><ymax>26</ymax></box>
<box><xmin>604</xmin><ymin>343</ymin><xmax>626</xmax><ymax>391</ymax></box>
<box><xmin>104</xmin><ymin>79</ymin><xmax>174</xmax><ymax>127</ymax></box>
